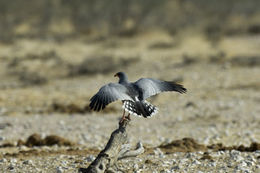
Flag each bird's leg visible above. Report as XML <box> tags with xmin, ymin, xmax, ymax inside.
<box><xmin>126</xmin><ymin>113</ymin><xmax>131</xmax><ymax>120</ymax></box>
<box><xmin>120</xmin><ymin>109</ymin><xmax>126</xmax><ymax>123</ymax></box>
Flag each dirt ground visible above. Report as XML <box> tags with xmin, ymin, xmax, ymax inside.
<box><xmin>0</xmin><ymin>31</ymin><xmax>259</xmax><ymax>172</ymax></box>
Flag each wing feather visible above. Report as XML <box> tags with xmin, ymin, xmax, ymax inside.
<box><xmin>134</xmin><ymin>78</ymin><xmax>186</xmax><ymax>99</ymax></box>
<box><xmin>89</xmin><ymin>83</ymin><xmax>132</xmax><ymax>111</ymax></box>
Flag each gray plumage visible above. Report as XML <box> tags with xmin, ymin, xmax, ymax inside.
<box><xmin>89</xmin><ymin>72</ymin><xmax>187</xmax><ymax>117</ymax></box>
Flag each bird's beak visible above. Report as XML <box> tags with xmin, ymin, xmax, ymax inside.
<box><xmin>114</xmin><ymin>73</ymin><xmax>118</xmax><ymax>77</ymax></box>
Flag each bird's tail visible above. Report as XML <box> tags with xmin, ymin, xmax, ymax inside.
<box><xmin>123</xmin><ymin>100</ymin><xmax>158</xmax><ymax>118</ymax></box>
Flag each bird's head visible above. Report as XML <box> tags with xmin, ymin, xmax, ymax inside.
<box><xmin>114</xmin><ymin>72</ymin><xmax>124</xmax><ymax>78</ymax></box>
<box><xmin>114</xmin><ymin>72</ymin><xmax>128</xmax><ymax>83</ymax></box>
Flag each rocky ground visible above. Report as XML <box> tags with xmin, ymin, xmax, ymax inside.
<box><xmin>0</xmin><ymin>31</ymin><xmax>259</xmax><ymax>172</ymax></box>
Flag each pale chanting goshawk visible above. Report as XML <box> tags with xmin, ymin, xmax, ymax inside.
<box><xmin>89</xmin><ymin>72</ymin><xmax>187</xmax><ymax>121</ymax></box>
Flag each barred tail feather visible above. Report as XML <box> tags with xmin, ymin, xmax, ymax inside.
<box><xmin>122</xmin><ymin>100</ymin><xmax>158</xmax><ymax>118</ymax></box>
<box><xmin>122</xmin><ymin>100</ymin><xmax>141</xmax><ymax>117</ymax></box>
<box><xmin>143</xmin><ymin>100</ymin><xmax>158</xmax><ymax>117</ymax></box>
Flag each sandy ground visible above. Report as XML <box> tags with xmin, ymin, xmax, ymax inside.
<box><xmin>0</xmin><ymin>31</ymin><xmax>259</xmax><ymax>172</ymax></box>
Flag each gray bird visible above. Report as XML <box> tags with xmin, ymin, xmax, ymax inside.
<box><xmin>89</xmin><ymin>72</ymin><xmax>186</xmax><ymax>121</ymax></box>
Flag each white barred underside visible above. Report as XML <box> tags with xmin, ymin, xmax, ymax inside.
<box><xmin>122</xmin><ymin>100</ymin><xmax>158</xmax><ymax>118</ymax></box>
<box><xmin>143</xmin><ymin>100</ymin><xmax>158</xmax><ymax>117</ymax></box>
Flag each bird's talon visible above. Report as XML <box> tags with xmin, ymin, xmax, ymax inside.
<box><xmin>126</xmin><ymin>114</ymin><xmax>131</xmax><ymax>120</ymax></box>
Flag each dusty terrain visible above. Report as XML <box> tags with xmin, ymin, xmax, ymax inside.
<box><xmin>0</xmin><ymin>31</ymin><xmax>259</xmax><ymax>172</ymax></box>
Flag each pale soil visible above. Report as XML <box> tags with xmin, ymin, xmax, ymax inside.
<box><xmin>0</xmin><ymin>31</ymin><xmax>259</xmax><ymax>172</ymax></box>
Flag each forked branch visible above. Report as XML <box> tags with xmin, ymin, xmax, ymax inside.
<box><xmin>79</xmin><ymin>119</ymin><xmax>144</xmax><ymax>173</ymax></box>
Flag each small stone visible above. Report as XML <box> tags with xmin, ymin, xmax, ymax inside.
<box><xmin>239</xmin><ymin>161</ymin><xmax>247</xmax><ymax>167</ymax></box>
<box><xmin>246</xmin><ymin>155</ymin><xmax>255</xmax><ymax>162</ymax></box>
<box><xmin>185</xmin><ymin>153</ymin><xmax>194</xmax><ymax>158</ymax></box>
<box><xmin>10</xmin><ymin>159</ymin><xmax>17</xmax><ymax>163</ymax></box>
<box><xmin>180</xmin><ymin>158</ymin><xmax>189</xmax><ymax>165</ymax></box>
<box><xmin>137</xmin><ymin>158</ymin><xmax>143</xmax><ymax>162</ymax></box>
<box><xmin>230</xmin><ymin>150</ymin><xmax>240</xmax><ymax>156</ymax></box>
<box><xmin>8</xmin><ymin>165</ymin><xmax>15</xmax><ymax>170</ymax></box>
<box><xmin>217</xmin><ymin>151</ymin><xmax>225</xmax><ymax>155</ymax></box>
<box><xmin>23</xmin><ymin>160</ymin><xmax>33</xmax><ymax>165</ymax></box>
<box><xmin>159</xmin><ymin>137</ymin><xmax>165</xmax><ymax>142</ymax></box>
<box><xmin>85</xmin><ymin>155</ymin><xmax>95</xmax><ymax>162</ymax></box>
<box><xmin>154</xmin><ymin>148</ymin><xmax>165</xmax><ymax>158</ymax></box>
<box><xmin>35</xmin><ymin>168</ymin><xmax>41</xmax><ymax>172</ymax></box>
<box><xmin>197</xmin><ymin>151</ymin><xmax>204</xmax><ymax>155</ymax></box>
<box><xmin>162</xmin><ymin>161</ymin><xmax>171</xmax><ymax>165</ymax></box>
<box><xmin>239</xmin><ymin>168</ymin><xmax>250</xmax><ymax>173</ymax></box>
<box><xmin>133</xmin><ymin>163</ymin><xmax>139</xmax><ymax>171</ymax></box>
<box><xmin>219</xmin><ymin>166</ymin><xmax>227</xmax><ymax>172</ymax></box>
<box><xmin>59</xmin><ymin>120</ymin><xmax>65</xmax><ymax>125</ymax></box>
<box><xmin>0</xmin><ymin>158</ymin><xmax>7</xmax><ymax>163</ymax></box>
<box><xmin>19</xmin><ymin>145</ymin><xmax>28</xmax><ymax>150</ymax></box>
<box><xmin>160</xmin><ymin>169</ymin><xmax>170</xmax><ymax>173</ymax></box>
<box><xmin>209</xmin><ymin>162</ymin><xmax>216</xmax><ymax>167</ymax></box>
<box><xmin>78</xmin><ymin>140</ymin><xmax>85</xmax><ymax>145</ymax></box>
<box><xmin>56</xmin><ymin>166</ymin><xmax>63</xmax><ymax>173</ymax></box>
<box><xmin>192</xmin><ymin>159</ymin><xmax>201</xmax><ymax>165</ymax></box>
<box><xmin>245</xmin><ymin>160</ymin><xmax>254</xmax><ymax>166</ymax></box>
<box><xmin>61</xmin><ymin>160</ymin><xmax>68</xmax><ymax>166</ymax></box>
<box><xmin>171</xmin><ymin>166</ymin><xmax>180</xmax><ymax>170</ymax></box>
<box><xmin>235</xmin><ymin>155</ymin><xmax>244</xmax><ymax>162</ymax></box>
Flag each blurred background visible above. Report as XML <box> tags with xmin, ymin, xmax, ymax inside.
<box><xmin>0</xmin><ymin>0</ymin><xmax>259</xmax><ymax>113</ymax></box>
<box><xmin>1</xmin><ymin>0</ymin><xmax>260</xmax><ymax>41</ymax></box>
<box><xmin>0</xmin><ymin>0</ymin><xmax>259</xmax><ymax>172</ymax></box>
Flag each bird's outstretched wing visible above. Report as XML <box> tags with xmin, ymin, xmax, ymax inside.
<box><xmin>89</xmin><ymin>83</ymin><xmax>132</xmax><ymax>111</ymax></box>
<box><xmin>134</xmin><ymin>78</ymin><xmax>187</xmax><ymax>99</ymax></box>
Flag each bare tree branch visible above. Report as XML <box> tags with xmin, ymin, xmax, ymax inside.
<box><xmin>118</xmin><ymin>141</ymin><xmax>144</xmax><ymax>160</ymax></box>
<box><xmin>79</xmin><ymin>118</ymin><xmax>143</xmax><ymax>173</ymax></box>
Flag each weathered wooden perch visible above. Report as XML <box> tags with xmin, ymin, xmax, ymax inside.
<box><xmin>79</xmin><ymin>119</ymin><xmax>144</xmax><ymax>173</ymax></box>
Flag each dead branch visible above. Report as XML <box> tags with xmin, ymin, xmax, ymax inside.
<box><xmin>118</xmin><ymin>141</ymin><xmax>144</xmax><ymax>160</ymax></box>
<box><xmin>79</xmin><ymin>119</ymin><xmax>144</xmax><ymax>173</ymax></box>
